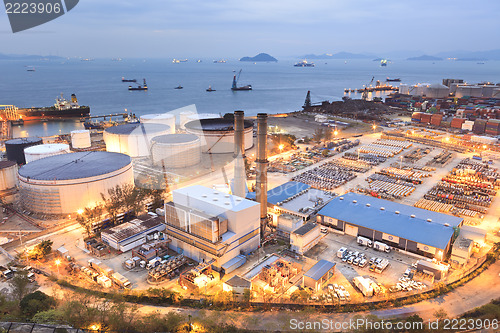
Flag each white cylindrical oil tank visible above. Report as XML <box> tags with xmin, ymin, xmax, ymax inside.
<box><xmin>184</xmin><ymin>118</ymin><xmax>253</xmax><ymax>153</ymax></box>
<box><xmin>71</xmin><ymin>130</ymin><xmax>91</xmax><ymax>149</ymax></box>
<box><xmin>103</xmin><ymin>123</ymin><xmax>170</xmax><ymax>157</ymax></box>
<box><xmin>24</xmin><ymin>143</ymin><xmax>70</xmax><ymax>163</ymax></box>
<box><xmin>399</xmin><ymin>84</ymin><xmax>409</xmax><ymax>95</ymax></box>
<box><xmin>0</xmin><ymin>161</ymin><xmax>18</xmax><ymax>191</ymax></box>
<box><xmin>480</xmin><ymin>85</ymin><xmax>497</xmax><ymax>98</ymax></box>
<box><xmin>140</xmin><ymin>113</ymin><xmax>176</xmax><ymax>134</ymax></box>
<box><xmin>18</xmin><ymin>151</ymin><xmax>134</xmax><ymax>215</ymax></box>
<box><xmin>424</xmin><ymin>84</ymin><xmax>450</xmax><ymax>98</ymax></box>
<box><xmin>491</xmin><ymin>88</ymin><xmax>500</xmax><ymax>99</ymax></box>
<box><xmin>455</xmin><ymin>86</ymin><xmax>483</xmax><ymax>98</ymax></box>
<box><xmin>180</xmin><ymin>113</ymin><xmax>220</xmax><ymax>129</ymax></box>
<box><xmin>150</xmin><ymin>134</ymin><xmax>201</xmax><ymax>168</ymax></box>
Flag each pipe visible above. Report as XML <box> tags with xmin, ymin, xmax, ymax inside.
<box><xmin>233</xmin><ymin>110</ymin><xmax>246</xmax><ymax>198</ymax></box>
<box><xmin>256</xmin><ymin>113</ymin><xmax>268</xmax><ymax>238</ymax></box>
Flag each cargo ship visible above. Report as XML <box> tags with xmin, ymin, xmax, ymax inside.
<box><xmin>294</xmin><ymin>60</ymin><xmax>315</xmax><ymax>67</ymax></box>
<box><xmin>15</xmin><ymin>94</ymin><xmax>90</xmax><ymax>121</ymax></box>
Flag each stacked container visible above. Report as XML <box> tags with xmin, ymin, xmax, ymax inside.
<box><xmin>450</xmin><ymin>118</ymin><xmax>466</xmax><ymax>129</ymax></box>
<box><xmin>430</xmin><ymin>114</ymin><xmax>443</xmax><ymax>126</ymax></box>
<box><xmin>485</xmin><ymin>119</ymin><xmax>500</xmax><ymax>136</ymax></box>
<box><xmin>473</xmin><ymin>119</ymin><xmax>487</xmax><ymax>134</ymax></box>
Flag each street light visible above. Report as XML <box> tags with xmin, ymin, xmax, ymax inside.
<box><xmin>278</xmin><ymin>144</ymin><xmax>284</xmax><ymax>152</ymax></box>
<box><xmin>77</xmin><ymin>208</ymin><xmax>84</xmax><ymax>215</ymax></box>
<box><xmin>55</xmin><ymin>259</ymin><xmax>61</xmax><ymax>275</ymax></box>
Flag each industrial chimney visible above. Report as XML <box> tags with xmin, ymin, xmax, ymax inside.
<box><xmin>233</xmin><ymin>110</ymin><xmax>246</xmax><ymax>198</ymax></box>
<box><xmin>256</xmin><ymin>113</ymin><xmax>268</xmax><ymax>238</ymax></box>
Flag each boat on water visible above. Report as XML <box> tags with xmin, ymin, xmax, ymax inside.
<box><xmin>172</xmin><ymin>58</ymin><xmax>188</xmax><ymax>63</ymax></box>
<box><xmin>13</xmin><ymin>94</ymin><xmax>90</xmax><ymax>121</ymax></box>
<box><xmin>231</xmin><ymin>70</ymin><xmax>252</xmax><ymax>91</ymax></box>
<box><xmin>294</xmin><ymin>60</ymin><xmax>315</xmax><ymax>67</ymax></box>
<box><xmin>213</xmin><ymin>59</ymin><xmax>226</xmax><ymax>63</ymax></box>
<box><xmin>380</xmin><ymin>59</ymin><xmax>388</xmax><ymax>67</ymax></box>
<box><xmin>26</xmin><ymin>66</ymin><xmax>35</xmax><ymax>72</ymax></box>
<box><xmin>386</xmin><ymin>77</ymin><xmax>401</xmax><ymax>82</ymax></box>
<box><xmin>129</xmin><ymin>79</ymin><xmax>148</xmax><ymax>91</ymax></box>
<box><xmin>206</xmin><ymin>85</ymin><xmax>216</xmax><ymax>92</ymax></box>
<box><xmin>174</xmin><ymin>85</ymin><xmax>183</xmax><ymax>89</ymax></box>
<box><xmin>122</xmin><ymin>77</ymin><xmax>137</xmax><ymax>82</ymax></box>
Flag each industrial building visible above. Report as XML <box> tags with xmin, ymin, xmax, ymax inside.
<box><xmin>103</xmin><ymin>123</ymin><xmax>171</xmax><ymax>157</ymax></box>
<box><xmin>450</xmin><ymin>236</ymin><xmax>474</xmax><ymax>266</ymax></box>
<box><xmin>101</xmin><ymin>214</ymin><xmax>166</xmax><ymax>252</ymax></box>
<box><xmin>248</xmin><ymin>257</ymin><xmax>302</xmax><ymax>294</ymax></box>
<box><xmin>163</xmin><ymin>185</ymin><xmax>260</xmax><ymax>272</ymax></box>
<box><xmin>317</xmin><ymin>193</ymin><xmax>463</xmax><ymax>259</ymax></box>
<box><xmin>184</xmin><ymin>118</ymin><xmax>253</xmax><ymax>154</ymax></box>
<box><xmin>302</xmin><ymin>259</ymin><xmax>336</xmax><ymax>291</ymax></box>
<box><xmin>150</xmin><ymin>134</ymin><xmax>201</xmax><ymax>168</ymax></box>
<box><xmin>290</xmin><ymin>222</ymin><xmax>322</xmax><ymax>255</ymax></box>
<box><xmin>18</xmin><ymin>152</ymin><xmax>134</xmax><ymax>215</ymax></box>
<box><xmin>223</xmin><ymin>275</ymin><xmax>251</xmax><ymax>295</ymax></box>
<box><xmin>24</xmin><ymin>143</ymin><xmax>70</xmax><ymax>163</ymax></box>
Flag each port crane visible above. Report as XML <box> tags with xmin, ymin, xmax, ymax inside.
<box><xmin>362</xmin><ymin>76</ymin><xmax>375</xmax><ymax>101</ymax></box>
<box><xmin>231</xmin><ymin>70</ymin><xmax>252</xmax><ymax>91</ymax></box>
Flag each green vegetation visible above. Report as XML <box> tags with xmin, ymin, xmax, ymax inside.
<box><xmin>27</xmin><ymin>240</ymin><xmax>53</xmax><ymax>260</ymax></box>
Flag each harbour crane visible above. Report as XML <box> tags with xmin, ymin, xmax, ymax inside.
<box><xmin>362</xmin><ymin>76</ymin><xmax>375</xmax><ymax>101</ymax></box>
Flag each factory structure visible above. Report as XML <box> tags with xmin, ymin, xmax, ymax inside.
<box><xmin>18</xmin><ymin>151</ymin><xmax>134</xmax><ymax>215</ymax></box>
<box><xmin>399</xmin><ymin>81</ymin><xmax>500</xmax><ymax>99</ymax></box>
<box><xmin>317</xmin><ymin>193</ymin><xmax>464</xmax><ymax>260</ymax></box>
<box><xmin>163</xmin><ymin>185</ymin><xmax>260</xmax><ymax>273</ymax></box>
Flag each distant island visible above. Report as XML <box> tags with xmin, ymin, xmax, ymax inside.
<box><xmin>407</xmin><ymin>55</ymin><xmax>443</xmax><ymax>61</ymax></box>
<box><xmin>239</xmin><ymin>53</ymin><xmax>277</xmax><ymax>62</ymax></box>
<box><xmin>303</xmin><ymin>52</ymin><xmax>377</xmax><ymax>60</ymax></box>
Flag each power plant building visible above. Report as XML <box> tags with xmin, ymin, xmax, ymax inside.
<box><xmin>163</xmin><ymin>185</ymin><xmax>260</xmax><ymax>272</ymax></box>
<box><xmin>18</xmin><ymin>152</ymin><xmax>134</xmax><ymax>215</ymax></box>
<box><xmin>317</xmin><ymin>193</ymin><xmax>462</xmax><ymax>259</ymax></box>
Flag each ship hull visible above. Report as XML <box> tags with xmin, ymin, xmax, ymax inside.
<box><xmin>17</xmin><ymin>106</ymin><xmax>90</xmax><ymax>120</ymax></box>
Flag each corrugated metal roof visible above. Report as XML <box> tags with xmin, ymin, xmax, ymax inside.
<box><xmin>318</xmin><ymin>193</ymin><xmax>459</xmax><ymax>249</ymax></box>
<box><xmin>267</xmin><ymin>181</ymin><xmax>311</xmax><ymax>205</ymax></box>
<box><xmin>225</xmin><ymin>275</ymin><xmax>251</xmax><ymax>288</ymax></box>
<box><xmin>18</xmin><ymin>151</ymin><xmax>131</xmax><ymax>181</ymax></box>
<box><xmin>292</xmin><ymin>222</ymin><xmax>318</xmax><ymax>236</ymax></box>
<box><xmin>304</xmin><ymin>260</ymin><xmax>335</xmax><ymax>281</ymax></box>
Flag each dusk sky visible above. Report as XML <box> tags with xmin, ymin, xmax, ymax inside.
<box><xmin>1</xmin><ymin>0</ymin><xmax>499</xmax><ymax>58</ymax></box>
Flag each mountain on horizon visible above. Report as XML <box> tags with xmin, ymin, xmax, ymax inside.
<box><xmin>434</xmin><ymin>49</ymin><xmax>500</xmax><ymax>61</ymax></box>
<box><xmin>0</xmin><ymin>53</ymin><xmax>63</xmax><ymax>60</ymax></box>
<box><xmin>407</xmin><ymin>55</ymin><xmax>443</xmax><ymax>61</ymax></box>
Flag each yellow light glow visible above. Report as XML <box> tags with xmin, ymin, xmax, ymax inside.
<box><xmin>55</xmin><ymin>259</ymin><xmax>61</xmax><ymax>266</ymax></box>
<box><xmin>77</xmin><ymin>209</ymin><xmax>84</xmax><ymax>215</ymax></box>
<box><xmin>279</xmin><ymin>144</ymin><xmax>284</xmax><ymax>151</ymax></box>
<box><xmin>372</xmin><ymin>125</ymin><xmax>377</xmax><ymax>130</ymax></box>
<box><xmin>445</xmin><ymin>137</ymin><xmax>450</xmax><ymax>142</ymax></box>
<box><xmin>334</xmin><ymin>130</ymin><xmax>338</xmax><ymax>136</ymax></box>
<box><xmin>483</xmin><ymin>145</ymin><xmax>487</xmax><ymax>149</ymax></box>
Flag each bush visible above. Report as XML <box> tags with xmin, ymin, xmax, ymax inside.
<box><xmin>20</xmin><ymin>291</ymin><xmax>56</xmax><ymax>318</ymax></box>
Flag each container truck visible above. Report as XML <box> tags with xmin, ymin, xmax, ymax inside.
<box><xmin>353</xmin><ymin>276</ymin><xmax>373</xmax><ymax>297</ymax></box>
<box><xmin>97</xmin><ymin>275</ymin><xmax>112</xmax><ymax>288</ymax></box>
<box><xmin>88</xmin><ymin>259</ymin><xmax>114</xmax><ymax>277</ymax></box>
<box><xmin>373</xmin><ymin>241</ymin><xmax>391</xmax><ymax>253</ymax></box>
<box><xmin>111</xmin><ymin>272</ymin><xmax>131</xmax><ymax>289</ymax></box>
<box><xmin>357</xmin><ymin>236</ymin><xmax>373</xmax><ymax>247</ymax></box>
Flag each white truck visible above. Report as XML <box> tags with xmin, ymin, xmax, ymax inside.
<box><xmin>353</xmin><ymin>276</ymin><xmax>373</xmax><ymax>297</ymax></box>
<box><xmin>88</xmin><ymin>259</ymin><xmax>114</xmax><ymax>277</ymax></box>
<box><xmin>146</xmin><ymin>257</ymin><xmax>162</xmax><ymax>270</ymax></box>
<box><xmin>373</xmin><ymin>241</ymin><xmax>391</xmax><ymax>253</ymax></box>
<box><xmin>357</xmin><ymin>236</ymin><xmax>373</xmax><ymax>247</ymax></box>
<box><xmin>97</xmin><ymin>275</ymin><xmax>112</xmax><ymax>288</ymax></box>
<box><xmin>337</xmin><ymin>247</ymin><xmax>347</xmax><ymax>258</ymax></box>
<box><xmin>111</xmin><ymin>272</ymin><xmax>131</xmax><ymax>289</ymax></box>
<box><xmin>375</xmin><ymin>259</ymin><xmax>390</xmax><ymax>273</ymax></box>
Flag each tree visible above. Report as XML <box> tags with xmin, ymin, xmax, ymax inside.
<box><xmin>433</xmin><ymin>308</ymin><xmax>448</xmax><ymax>321</ymax></box>
<box><xmin>312</xmin><ymin>128</ymin><xmax>325</xmax><ymax>143</ymax></box>
<box><xmin>76</xmin><ymin>205</ymin><xmax>103</xmax><ymax>237</ymax></box>
<box><xmin>20</xmin><ymin>291</ymin><xmax>56</xmax><ymax>317</ymax></box>
<box><xmin>324</xmin><ymin>127</ymin><xmax>333</xmax><ymax>141</ymax></box>
<box><xmin>9</xmin><ymin>271</ymin><xmax>34</xmax><ymax>304</ymax></box>
<box><xmin>28</xmin><ymin>240</ymin><xmax>53</xmax><ymax>260</ymax></box>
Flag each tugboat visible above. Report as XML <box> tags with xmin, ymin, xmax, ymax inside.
<box><xmin>231</xmin><ymin>70</ymin><xmax>252</xmax><ymax>91</ymax></box>
<box><xmin>122</xmin><ymin>77</ymin><xmax>137</xmax><ymax>82</ymax></box>
<box><xmin>206</xmin><ymin>85</ymin><xmax>216</xmax><ymax>92</ymax></box>
<box><xmin>26</xmin><ymin>66</ymin><xmax>35</xmax><ymax>72</ymax></box>
<box><xmin>129</xmin><ymin>79</ymin><xmax>148</xmax><ymax>91</ymax></box>
<box><xmin>380</xmin><ymin>59</ymin><xmax>388</xmax><ymax>67</ymax></box>
<box><xmin>294</xmin><ymin>59</ymin><xmax>315</xmax><ymax>67</ymax></box>
<box><xmin>174</xmin><ymin>85</ymin><xmax>183</xmax><ymax>89</ymax></box>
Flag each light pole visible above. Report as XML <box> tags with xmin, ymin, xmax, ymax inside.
<box><xmin>55</xmin><ymin>259</ymin><xmax>61</xmax><ymax>275</ymax></box>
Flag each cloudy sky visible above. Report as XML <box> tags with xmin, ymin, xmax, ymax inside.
<box><xmin>1</xmin><ymin>0</ymin><xmax>499</xmax><ymax>58</ymax></box>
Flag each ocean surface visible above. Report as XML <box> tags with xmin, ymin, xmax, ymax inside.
<box><xmin>1</xmin><ymin>58</ymin><xmax>500</xmax><ymax>137</ymax></box>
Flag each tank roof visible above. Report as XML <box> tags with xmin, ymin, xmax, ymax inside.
<box><xmin>184</xmin><ymin>118</ymin><xmax>253</xmax><ymax>131</ymax></box>
<box><xmin>5</xmin><ymin>137</ymin><xmax>42</xmax><ymax>145</ymax></box>
<box><xmin>24</xmin><ymin>143</ymin><xmax>69</xmax><ymax>154</ymax></box>
<box><xmin>18</xmin><ymin>151</ymin><xmax>131</xmax><ymax>181</ymax></box>
<box><xmin>104</xmin><ymin>123</ymin><xmax>169</xmax><ymax>135</ymax></box>
<box><xmin>140</xmin><ymin>113</ymin><xmax>175</xmax><ymax>119</ymax></box>
<box><xmin>152</xmin><ymin>134</ymin><xmax>199</xmax><ymax>144</ymax></box>
<box><xmin>0</xmin><ymin>160</ymin><xmax>17</xmax><ymax>169</ymax></box>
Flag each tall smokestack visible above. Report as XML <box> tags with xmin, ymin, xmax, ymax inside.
<box><xmin>256</xmin><ymin>113</ymin><xmax>268</xmax><ymax>238</ymax></box>
<box><xmin>233</xmin><ymin>110</ymin><xmax>246</xmax><ymax>198</ymax></box>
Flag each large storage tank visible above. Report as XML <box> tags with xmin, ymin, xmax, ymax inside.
<box><xmin>180</xmin><ymin>112</ymin><xmax>220</xmax><ymax>129</ymax></box>
<box><xmin>185</xmin><ymin>118</ymin><xmax>253</xmax><ymax>153</ymax></box>
<box><xmin>5</xmin><ymin>137</ymin><xmax>43</xmax><ymax>165</ymax></box>
<box><xmin>0</xmin><ymin>161</ymin><xmax>18</xmax><ymax>191</ymax></box>
<box><xmin>71</xmin><ymin>130</ymin><xmax>91</xmax><ymax>149</ymax></box>
<box><xmin>24</xmin><ymin>143</ymin><xmax>70</xmax><ymax>163</ymax></box>
<box><xmin>103</xmin><ymin>123</ymin><xmax>170</xmax><ymax>157</ymax></box>
<box><xmin>424</xmin><ymin>84</ymin><xmax>450</xmax><ymax>98</ymax></box>
<box><xmin>18</xmin><ymin>151</ymin><xmax>134</xmax><ymax>215</ymax></box>
<box><xmin>150</xmin><ymin>134</ymin><xmax>201</xmax><ymax>168</ymax></box>
<box><xmin>140</xmin><ymin>113</ymin><xmax>176</xmax><ymax>134</ymax></box>
<box><xmin>455</xmin><ymin>86</ymin><xmax>482</xmax><ymax>98</ymax></box>
<box><xmin>480</xmin><ymin>85</ymin><xmax>497</xmax><ymax>98</ymax></box>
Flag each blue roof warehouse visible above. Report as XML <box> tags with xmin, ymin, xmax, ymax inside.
<box><xmin>317</xmin><ymin>193</ymin><xmax>463</xmax><ymax>260</ymax></box>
